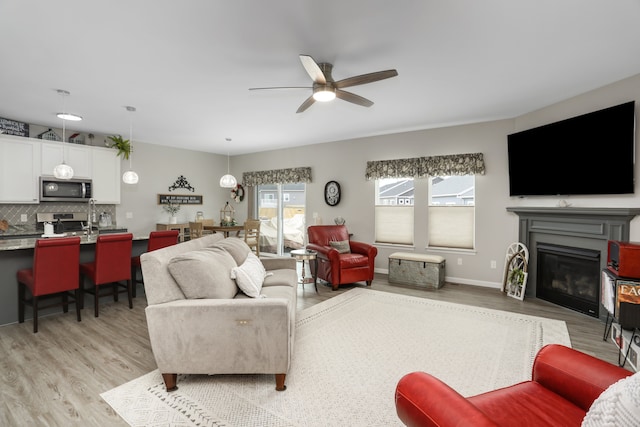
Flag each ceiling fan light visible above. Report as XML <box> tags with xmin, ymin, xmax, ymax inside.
<box><xmin>53</xmin><ymin>162</ymin><xmax>74</xmax><ymax>180</ymax></box>
<box><xmin>219</xmin><ymin>174</ymin><xmax>237</xmax><ymax>188</ymax></box>
<box><xmin>313</xmin><ymin>87</ymin><xmax>336</xmax><ymax>102</ymax></box>
<box><xmin>56</xmin><ymin>112</ymin><xmax>83</xmax><ymax>121</ymax></box>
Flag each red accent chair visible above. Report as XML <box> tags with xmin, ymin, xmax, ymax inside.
<box><xmin>131</xmin><ymin>230</ymin><xmax>179</xmax><ymax>297</ymax></box>
<box><xmin>395</xmin><ymin>344</ymin><xmax>632</xmax><ymax>427</ymax></box>
<box><xmin>17</xmin><ymin>237</ymin><xmax>82</xmax><ymax>333</ymax></box>
<box><xmin>306</xmin><ymin>225</ymin><xmax>377</xmax><ymax>291</ymax></box>
<box><xmin>80</xmin><ymin>233</ymin><xmax>133</xmax><ymax>317</ymax></box>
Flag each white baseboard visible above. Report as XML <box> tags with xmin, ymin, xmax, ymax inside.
<box><xmin>375</xmin><ymin>268</ymin><xmax>502</xmax><ymax>289</ymax></box>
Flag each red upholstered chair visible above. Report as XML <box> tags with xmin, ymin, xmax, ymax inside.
<box><xmin>395</xmin><ymin>344</ymin><xmax>632</xmax><ymax>427</ymax></box>
<box><xmin>306</xmin><ymin>225</ymin><xmax>378</xmax><ymax>291</ymax></box>
<box><xmin>131</xmin><ymin>230</ymin><xmax>179</xmax><ymax>297</ymax></box>
<box><xmin>80</xmin><ymin>233</ymin><xmax>133</xmax><ymax>317</ymax></box>
<box><xmin>17</xmin><ymin>237</ymin><xmax>82</xmax><ymax>333</ymax></box>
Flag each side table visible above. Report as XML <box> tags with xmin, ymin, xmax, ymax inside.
<box><xmin>290</xmin><ymin>249</ymin><xmax>318</xmax><ymax>293</ymax></box>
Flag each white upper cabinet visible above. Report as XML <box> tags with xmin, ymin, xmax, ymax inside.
<box><xmin>91</xmin><ymin>147</ymin><xmax>121</xmax><ymax>204</ymax></box>
<box><xmin>41</xmin><ymin>142</ymin><xmax>92</xmax><ymax>178</ymax></box>
<box><xmin>0</xmin><ymin>136</ymin><xmax>41</xmax><ymax>203</ymax></box>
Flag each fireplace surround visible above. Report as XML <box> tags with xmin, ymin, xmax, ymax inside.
<box><xmin>507</xmin><ymin>207</ymin><xmax>640</xmax><ymax>320</ymax></box>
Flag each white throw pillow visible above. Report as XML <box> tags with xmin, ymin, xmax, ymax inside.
<box><xmin>230</xmin><ymin>252</ymin><xmax>267</xmax><ymax>298</ymax></box>
<box><xmin>582</xmin><ymin>372</ymin><xmax>640</xmax><ymax>426</ymax></box>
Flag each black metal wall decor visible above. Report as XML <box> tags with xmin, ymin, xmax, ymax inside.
<box><xmin>169</xmin><ymin>175</ymin><xmax>195</xmax><ymax>192</ymax></box>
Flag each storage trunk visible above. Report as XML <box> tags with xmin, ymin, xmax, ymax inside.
<box><xmin>389</xmin><ymin>252</ymin><xmax>445</xmax><ymax>289</ymax></box>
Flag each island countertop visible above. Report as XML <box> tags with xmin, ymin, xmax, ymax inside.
<box><xmin>0</xmin><ymin>232</ymin><xmax>149</xmax><ymax>251</ymax></box>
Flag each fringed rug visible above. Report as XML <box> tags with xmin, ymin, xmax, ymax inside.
<box><xmin>102</xmin><ymin>288</ymin><xmax>571</xmax><ymax>426</ymax></box>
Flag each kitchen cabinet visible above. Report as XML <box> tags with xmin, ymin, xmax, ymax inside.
<box><xmin>0</xmin><ymin>136</ymin><xmax>40</xmax><ymax>203</ymax></box>
<box><xmin>41</xmin><ymin>142</ymin><xmax>92</xmax><ymax>178</ymax></box>
<box><xmin>91</xmin><ymin>147</ymin><xmax>121</xmax><ymax>204</ymax></box>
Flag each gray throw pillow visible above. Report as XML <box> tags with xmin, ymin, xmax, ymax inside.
<box><xmin>168</xmin><ymin>248</ymin><xmax>238</xmax><ymax>299</ymax></box>
<box><xmin>213</xmin><ymin>237</ymin><xmax>251</xmax><ymax>265</ymax></box>
<box><xmin>330</xmin><ymin>240</ymin><xmax>351</xmax><ymax>254</ymax></box>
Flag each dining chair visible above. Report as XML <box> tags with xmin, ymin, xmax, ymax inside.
<box><xmin>188</xmin><ymin>221</ymin><xmax>204</xmax><ymax>240</ymax></box>
<box><xmin>80</xmin><ymin>233</ymin><xmax>133</xmax><ymax>317</ymax></box>
<box><xmin>131</xmin><ymin>230</ymin><xmax>179</xmax><ymax>297</ymax></box>
<box><xmin>243</xmin><ymin>219</ymin><xmax>261</xmax><ymax>256</ymax></box>
<box><xmin>17</xmin><ymin>236</ymin><xmax>82</xmax><ymax>333</ymax></box>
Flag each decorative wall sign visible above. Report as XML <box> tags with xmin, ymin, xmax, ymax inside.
<box><xmin>324</xmin><ymin>180</ymin><xmax>341</xmax><ymax>206</ymax></box>
<box><xmin>0</xmin><ymin>117</ymin><xmax>29</xmax><ymax>137</ymax></box>
<box><xmin>158</xmin><ymin>194</ymin><xmax>203</xmax><ymax>205</ymax></box>
<box><xmin>168</xmin><ymin>175</ymin><xmax>195</xmax><ymax>192</ymax></box>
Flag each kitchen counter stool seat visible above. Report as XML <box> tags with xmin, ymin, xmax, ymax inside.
<box><xmin>17</xmin><ymin>236</ymin><xmax>82</xmax><ymax>333</ymax></box>
<box><xmin>131</xmin><ymin>230</ymin><xmax>179</xmax><ymax>297</ymax></box>
<box><xmin>80</xmin><ymin>233</ymin><xmax>133</xmax><ymax>317</ymax></box>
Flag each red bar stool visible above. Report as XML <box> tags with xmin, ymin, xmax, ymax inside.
<box><xmin>130</xmin><ymin>230</ymin><xmax>179</xmax><ymax>297</ymax></box>
<box><xmin>80</xmin><ymin>233</ymin><xmax>133</xmax><ymax>317</ymax></box>
<box><xmin>17</xmin><ymin>236</ymin><xmax>82</xmax><ymax>333</ymax></box>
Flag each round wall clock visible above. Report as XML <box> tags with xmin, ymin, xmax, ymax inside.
<box><xmin>324</xmin><ymin>181</ymin><xmax>341</xmax><ymax>206</ymax></box>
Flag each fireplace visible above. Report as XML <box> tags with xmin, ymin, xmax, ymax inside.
<box><xmin>537</xmin><ymin>243</ymin><xmax>600</xmax><ymax>317</ymax></box>
<box><xmin>507</xmin><ymin>207</ymin><xmax>640</xmax><ymax>320</ymax></box>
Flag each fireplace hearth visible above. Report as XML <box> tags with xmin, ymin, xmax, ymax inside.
<box><xmin>537</xmin><ymin>243</ymin><xmax>600</xmax><ymax>317</ymax></box>
<box><xmin>507</xmin><ymin>207</ymin><xmax>640</xmax><ymax>320</ymax></box>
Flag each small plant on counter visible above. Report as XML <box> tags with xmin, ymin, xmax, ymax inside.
<box><xmin>107</xmin><ymin>135</ymin><xmax>132</xmax><ymax>160</ymax></box>
<box><xmin>163</xmin><ymin>201</ymin><xmax>181</xmax><ymax>216</ymax></box>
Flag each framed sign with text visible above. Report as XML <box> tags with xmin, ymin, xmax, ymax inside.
<box><xmin>158</xmin><ymin>194</ymin><xmax>203</xmax><ymax>205</ymax></box>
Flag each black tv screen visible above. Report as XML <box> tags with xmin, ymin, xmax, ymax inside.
<box><xmin>508</xmin><ymin>101</ymin><xmax>636</xmax><ymax>196</ymax></box>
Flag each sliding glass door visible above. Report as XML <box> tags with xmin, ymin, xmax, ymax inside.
<box><xmin>256</xmin><ymin>183</ymin><xmax>306</xmax><ymax>255</ymax></box>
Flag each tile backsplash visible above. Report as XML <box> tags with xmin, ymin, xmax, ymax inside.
<box><xmin>0</xmin><ymin>203</ymin><xmax>116</xmax><ymax>230</ymax></box>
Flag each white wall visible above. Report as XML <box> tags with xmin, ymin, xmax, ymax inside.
<box><xmin>114</xmin><ymin>73</ymin><xmax>640</xmax><ymax>289</ymax></box>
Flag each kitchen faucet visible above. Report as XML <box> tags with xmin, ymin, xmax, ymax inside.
<box><xmin>85</xmin><ymin>198</ymin><xmax>97</xmax><ymax>235</ymax></box>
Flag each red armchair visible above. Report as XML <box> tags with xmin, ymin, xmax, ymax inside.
<box><xmin>306</xmin><ymin>225</ymin><xmax>377</xmax><ymax>291</ymax></box>
<box><xmin>395</xmin><ymin>344</ymin><xmax>632</xmax><ymax>427</ymax></box>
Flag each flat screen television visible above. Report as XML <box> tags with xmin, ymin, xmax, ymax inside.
<box><xmin>507</xmin><ymin>101</ymin><xmax>635</xmax><ymax>196</ymax></box>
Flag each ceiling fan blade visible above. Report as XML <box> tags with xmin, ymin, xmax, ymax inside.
<box><xmin>299</xmin><ymin>55</ymin><xmax>326</xmax><ymax>84</ymax></box>
<box><xmin>296</xmin><ymin>95</ymin><xmax>316</xmax><ymax>113</ymax></box>
<box><xmin>249</xmin><ymin>86</ymin><xmax>310</xmax><ymax>91</ymax></box>
<box><xmin>334</xmin><ymin>69</ymin><xmax>398</xmax><ymax>89</ymax></box>
<box><xmin>335</xmin><ymin>89</ymin><xmax>374</xmax><ymax>107</ymax></box>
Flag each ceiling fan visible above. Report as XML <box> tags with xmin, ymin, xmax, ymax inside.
<box><xmin>249</xmin><ymin>54</ymin><xmax>398</xmax><ymax>113</ymax></box>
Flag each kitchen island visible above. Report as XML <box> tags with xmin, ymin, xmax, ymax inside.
<box><xmin>0</xmin><ymin>232</ymin><xmax>149</xmax><ymax>326</ymax></box>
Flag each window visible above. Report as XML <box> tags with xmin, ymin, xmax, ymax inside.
<box><xmin>428</xmin><ymin>175</ymin><xmax>475</xmax><ymax>249</ymax></box>
<box><xmin>375</xmin><ymin>178</ymin><xmax>414</xmax><ymax>245</ymax></box>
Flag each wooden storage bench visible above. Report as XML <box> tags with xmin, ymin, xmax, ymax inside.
<box><xmin>388</xmin><ymin>252</ymin><xmax>445</xmax><ymax>289</ymax></box>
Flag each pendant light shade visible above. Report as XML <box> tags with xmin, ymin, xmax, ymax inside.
<box><xmin>122</xmin><ymin>106</ymin><xmax>139</xmax><ymax>184</ymax></box>
<box><xmin>53</xmin><ymin>89</ymin><xmax>76</xmax><ymax>180</ymax></box>
<box><xmin>53</xmin><ymin>162</ymin><xmax>74</xmax><ymax>180</ymax></box>
<box><xmin>219</xmin><ymin>138</ymin><xmax>237</xmax><ymax>188</ymax></box>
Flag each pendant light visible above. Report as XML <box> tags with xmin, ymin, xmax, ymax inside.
<box><xmin>53</xmin><ymin>89</ymin><xmax>76</xmax><ymax>180</ymax></box>
<box><xmin>219</xmin><ymin>138</ymin><xmax>237</xmax><ymax>188</ymax></box>
<box><xmin>122</xmin><ymin>106</ymin><xmax>139</xmax><ymax>184</ymax></box>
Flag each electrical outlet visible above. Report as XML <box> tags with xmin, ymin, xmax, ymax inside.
<box><xmin>126</xmin><ymin>212</ymin><xmax>133</xmax><ymax>219</ymax></box>
<box><xmin>491</xmin><ymin>260</ymin><xmax>497</xmax><ymax>269</ymax></box>
<box><xmin>457</xmin><ymin>258</ymin><xmax>462</xmax><ymax>265</ymax></box>
<box><xmin>20</xmin><ymin>214</ymin><xmax>28</xmax><ymax>222</ymax></box>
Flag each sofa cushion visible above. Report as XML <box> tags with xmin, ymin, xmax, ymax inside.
<box><xmin>330</xmin><ymin>240</ymin><xmax>351</xmax><ymax>253</ymax></box>
<box><xmin>231</xmin><ymin>252</ymin><xmax>268</xmax><ymax>298</ymax></box>
<box><xmin>582</xmin><ymin>372</ymin><xmax>640</xmax><ymax>427</ymax></box>
<box><xmin>263</xmin><ymin>268</ymin><xmax>298</xmax><ymax>288</ymax></box>
<box><xmin>214</xmin><ymin>237</ymin><xmax>251</xmax><ymax>265</ymax></box>
<box><xmin>167</xmin><ymin>247</ymin><xmax>238</xmax><ymax>299</ymax></box>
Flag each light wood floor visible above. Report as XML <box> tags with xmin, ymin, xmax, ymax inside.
<box><xmin>0</xmin><ymin>275</ymin><xmax>630</xmax><ymax>426</ymax></box>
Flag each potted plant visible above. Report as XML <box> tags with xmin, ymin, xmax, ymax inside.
<box><xmin>163</xmin><ymin>201</ymin><xmax>180</xmax><ymax>224</ymax></box>
<box><xmin>107</xmin><ymin>135</ymin><xmax>132</xmax><ymax>160</ymax></box>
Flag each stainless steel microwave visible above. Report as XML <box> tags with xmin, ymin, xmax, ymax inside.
<box><xmin>40</xmin><ymin>177</ymin><xmax>93</xmax><ymax>202</ymax></box>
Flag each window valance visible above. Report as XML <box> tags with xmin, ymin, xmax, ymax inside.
<box><xmin>242</xmin><ymin>167</ymin><xmax>312</xmax><ymax>186</ymax></box>
<box><xmin>365</xmin><ymin>152</ymin><xmax>485</xmax><ymax>180</ymax></box>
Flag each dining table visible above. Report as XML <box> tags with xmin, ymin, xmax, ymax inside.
<box><xmin>204</xmin><ymin>224</ymin><xmax>244</xmax><ymax>238</ymax></box>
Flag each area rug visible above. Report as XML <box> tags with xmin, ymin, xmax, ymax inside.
<box><xmin>102</xmin><ymin>288</ymin><xmax>571</xmax><ymax>426</ymax></box>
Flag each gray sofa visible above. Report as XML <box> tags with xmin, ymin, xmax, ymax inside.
<box><xmin>141</xmin><ymin>234</ymin><xmax>298</xmax><ymax>391</ymax></box>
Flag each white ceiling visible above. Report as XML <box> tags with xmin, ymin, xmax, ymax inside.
<box><xmin>1</xmin><ymin>0</ymin><xmax>639</xmax><ymax>155</ymax></box>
